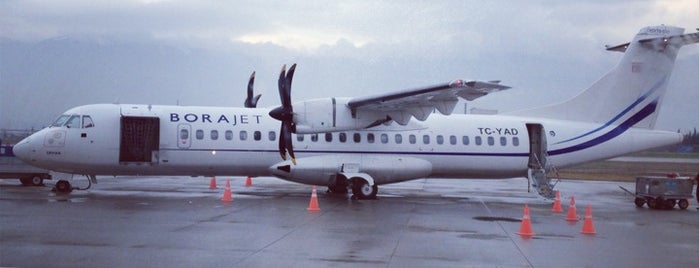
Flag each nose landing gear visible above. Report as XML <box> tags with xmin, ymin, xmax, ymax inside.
<box><xmin>52</xmin><ymin>174</ymin><xmax>96</xmax><ymax>193</ymax></box>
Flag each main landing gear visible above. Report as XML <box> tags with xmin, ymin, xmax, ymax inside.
<box><xmin>328</xmin><ymin>175</ymin><xmax>378</xmax><ymax>200</ymax></box>
<box><xmin>19</xmin><ymin>175</ymin><xmax>46</xmax><ymax>186</ymax></box>
<box><xmin>352</xmin><ymin>180</ymin><xmax>378</xmax><ymax>200</ymax></box>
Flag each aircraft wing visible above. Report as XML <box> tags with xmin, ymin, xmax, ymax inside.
<box><xmin>346</xmin><ymin>79</ymin><xmax>510</xmax><ymax>125</ymax></box>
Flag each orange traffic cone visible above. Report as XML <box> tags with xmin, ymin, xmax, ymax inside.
<box><xmin>245</xmin><ymin>176</ymin><xmax>252</xmax><ymax>187</ymax></box>
<box><xmin>516</xmin><ymin>204</ymin><xmax>535</xmax><ymax>237</ymax></box>
<box><xmin>552</xmin><ymin>190</ymin><xmax>563</xmax><ymax>213</ymax></box>
<box><xmin>307</xmin><ymin>186</ymin><xmax>320</xmax><ymax>212</ymax></box>
<box><xmin>209</xmin><ymin>177</ymin><xmax>217</xmax><ymax>189</ymax></box>
<box><xmin>222</xmin><ymin>179</ymin><xmax>233</xmax><ymax>202</ymax></box>
<box><xmin>581</xmin><ymin>204</ymin><xmax>596</xmax><ymax>234</ymax></box>
<box><xmin>566</xmin><ymin>196</ymin><xmax>578</xmax><ymax>222</ymax></box>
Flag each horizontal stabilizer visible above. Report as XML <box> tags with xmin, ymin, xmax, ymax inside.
<box><xmin>606</xmin><ymin>29</ymin><xmax>699</xmax><ymax>53</ymax></box>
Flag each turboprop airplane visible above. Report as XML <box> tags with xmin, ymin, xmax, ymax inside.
<box><xmin>12</xmin><ymin>25</ymin><xmax>699</xmax><ymax>199</ymax></box>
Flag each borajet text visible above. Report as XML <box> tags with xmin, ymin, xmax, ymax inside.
<box><xmin>170</xmin><ymin>113</ymin><xmax>263</xmax><ymax>125</ymax></box>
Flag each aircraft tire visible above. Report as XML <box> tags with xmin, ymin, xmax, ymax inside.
<box><xmin>328</xmin><ymin>176</ymin><xmax>348</xmax><ymax>194</ymax></box>
<box><xmin>55</xmin><ymin>180</ymin><xmax>73</xmax><ymax>193</ymax></box>
<box><xmin>351</xmin><ymin>179</ymin><xmax>377</xmax><ymax>200</ymax></box>
<box><xmin>19</xmin><ymin>177</ymin><xmax>32</xmax><ymax>186</ymax></box>
<box><xmin>31</xmin><ymin>175</ymin><xmax>44</xmax><ymax>186</ymax></box>
<box><xmin>634</xmin><ymin>198</ymin><xmax>645</xmax><ymax>208</ymax></box>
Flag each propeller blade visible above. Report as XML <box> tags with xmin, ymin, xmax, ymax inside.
<box><xmin>247</xmin><ymin>71</ymin><xmax>255</xmax><ymax>98</ymax></box>
<box><xmin>244</xmin><ymin>71</ymin><xmax>261</xmax><ymax>108</ymax></box>
<box><xmin>278</xmin><ymin>124</ymin><xmax>287</xmax><ymax>160</ymax></box>
<box><xmin>278</xmin><ymin>65</ymin><xmax>287</xmax><ymax>107</ymax></box>
<box><xmin>283</xmin><ymin>121</ymin><xmax>296</xmax><ymax>164</ymax></box>
<box><xmin>285</xmin><ymin>64</ymin><xmax>296</xmax><ymax>103</ymax></box>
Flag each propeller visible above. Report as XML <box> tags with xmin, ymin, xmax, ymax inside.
<box><xmin>269</xmin><ymin>64</ymin><xmax>297</xmax><ymax>164</ymax></box>
<box><xmin>244</xmin><ymin>71</ymin><xmax>262</xmax><ymax>108</ymax></box>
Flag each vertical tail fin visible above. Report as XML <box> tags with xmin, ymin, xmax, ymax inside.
<box><xmin>513</xmin><ymin>25</ymin><xmax>699</xmax><ymax>129</ymax></box>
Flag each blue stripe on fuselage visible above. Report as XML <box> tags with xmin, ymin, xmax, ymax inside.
<box><xmin>555</xmin><ymin>77</ymin><xmax>665</xmax><ymax>145</ymax></box>
<box><xmin>549</xmin><ymin>100</ymin><xmax>658</xmax><ymax>155</ymax></box>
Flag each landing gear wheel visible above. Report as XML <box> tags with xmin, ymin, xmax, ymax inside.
<box><xmin>328</xmin><ymin>177</ymin><xmax>348</xmax><ymax>194</ymax></box>
<box><xmin>352</xmin><ymin>179</ymin><xmax>378</xmax><ymax>200</ymax></box>
<box><xmin>55</xmin><ymin>180</ymin><xmax>73</xmax><ymax>193</ymax></box>
<box><xmin>30</xmin><ymin>175</ymin><xmax>44</xmax><ymax>186</ymax></box>
<box><xmin>634</xmin><ymin>198</ymin><xmax>645</xmax><ymax>208</ymax></box>
<box><xmin>20</xmin><ymin>177</ymin><xmax>32</xmax><ymax>186</ymax></box>
<box><xmin>328</xmin><ymin>184</ymin><xmax>348</xmax><ymax>194</ymax></box>
<box><xmin>678</xmin><ymin>199</ymin><xmax>689</xmax><ymax>210</ymax></box>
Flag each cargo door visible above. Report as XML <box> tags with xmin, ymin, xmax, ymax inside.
<box><xmin>119</xmin><ymin>116</ymin><xmax>160</xmax><ymax>163</ymax></box>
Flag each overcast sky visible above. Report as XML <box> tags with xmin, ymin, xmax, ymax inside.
<box><xmin>1</xmin><ymin>0</ymin><xmax>698</xmax><ymax>132</ymax></box>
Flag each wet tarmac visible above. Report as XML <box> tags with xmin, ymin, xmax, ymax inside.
<box><xmin>1</xmin><ymin>176</ymin><xmax>698</xmax><ymax>267</ymax></box>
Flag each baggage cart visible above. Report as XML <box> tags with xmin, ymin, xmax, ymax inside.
<box><xmin>620</xmin><ymin>176</ymin><xmax>694</xmax><ymax>210</ymax></box>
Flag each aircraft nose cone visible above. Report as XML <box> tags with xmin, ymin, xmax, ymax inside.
<box><xmin>12</xmin><ymin>137</ymin><xmax>33</xmax><ymax>162</ymax></box>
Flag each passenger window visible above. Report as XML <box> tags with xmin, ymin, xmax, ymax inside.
<box><xmin>513</xmin><ymin>137</ymin><xmax>520</xmax><ymax>146</ymax></box>
<box><xmin>311</xmin><ymin>134</ymin><xmax>318</xmax><ymax>142</ymax></box>
<box><xmin>196</xmin><ymin>130</ymin><xmax>204</xmax><ymax>140</ymax></box>
<box><xmin>380</xmin><ymin>133</ymin><xmax>388</xmax><ymax>144</ymax></box>
<box><xmin>423</xmin><ymin>135</ymin><xmax>430</xmax><ymax>144</ymax></box>
<box><xmin>353</xmin><ymin>133</ymin><xmax>361</xmax><ymax>143</ymax></box>
<box><xmin>325</xmin><ymin>133</ymin><xmax>332</xmax><ymax>142</ymax></box>
<box><xmin>449</xmin><ymin>135</ymin><xmax>456</xmax><ymax>145</ymax></box>
<box><xmin>297</xmin><ymin>134</ymin><xmax>304</xmax><ymax>142</ymax></box>
<box><xmin>395</xmin><ymin>134</ymin><xmax>402</xmax><ymax>144</ymax></box>
<box><xmin>65</xmin><ymin>115</ymin><xmax>81</xmax><ymax>129</ymax></box>
<box><xmin>268</xmin><ymin>131</ymin><xmax>276</xmax><ymax>141</ymax></box>
<box><xmin>180</xmin><ymin>129</ymin><xmax>189</xmax><ymax>139</ymax></box>
<box><xmin>500</xmin><ymin>137</ymin><xmax>507</xmax><ymax>146</ymax></box>
<box><xmin>254</xmin><ymin>131</ymin><xmax>261</xmax><ymax>141</ymax></box>
<box><xmin>339</xmin><ymin>133</ymin><xmax>347</xmax><ymax>143</ymax></box>
<box><xmin>225</xmin><ymin>130</ymin><xmax>233</xmax><ymax>140</ymax></box>
<box><xmin>409</xmin><ymin>134</ymin><xmax>416</xmax><ymax>144</ymax></box>
<box><xmin>82</xmin><ymin>116</ymin><xmax>94</xmax><ymax>128</ymax></box>
<box><xmin>240</xmin><ymin>131</ymin><xmax>248</xmax><ymax>141</ymax></box>
<box><xmin>475</xmin><ymin>136</ymin><xmax>482</xmax><ymax>145</ymax></box>
<box><xmin>367</xmin><ymin>133</ymin><xmax>375</xmax><ymax>143</ymax></box>
<box><xmin>487</xmin><ymin>136</ymin><xmax>494</xmax><ymax>146</ymax></box>
<box><xmin>211</xmin><ymin>130</ymin><xmax>219</xmax><ymax>140</ymax></box>
<box><xmin>462</xmin><ymin>136</ymin><xmax>469</xmax><ymax>145</ymax></box>
<box><xmin>436</xmin><ymin>135</ymin><xmax>444</xmax><ymax>145</ymax></box>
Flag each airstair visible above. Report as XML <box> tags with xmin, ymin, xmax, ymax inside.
<box><xmin>526</xmin><ymin>123</ymin><xmax>558</xmax><ymax>199</ymax></box>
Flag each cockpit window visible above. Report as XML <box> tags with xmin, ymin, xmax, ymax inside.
<box><xmin>65</xmin><ymin>115</ymin><xmax>81</xmax><ymax>128</ymax></box>
<box><xmin>82</xmin><ymin>115</ymin><xmax>94</xmax><ymax>128</ymax></box>
<box><xmin>51</xmin><ymin>115</ymin><xmax>71</xmax><ymax>127</ymax></box>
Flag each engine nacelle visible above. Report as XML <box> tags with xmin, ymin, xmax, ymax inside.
<box><xmin>292</xmin><ymin>97</ymin><xmax>386</xmax><ymax>134</ymax></box>
<box><xmin>269</xmin><ymin>155</ymin><xmax>433</xmax><ymax>186</ymax></box>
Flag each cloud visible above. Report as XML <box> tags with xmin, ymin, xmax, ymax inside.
<box><xmin>1</xmin><ymin>0</ymin><xmax>698</xmax><ymax>131</ymax></box>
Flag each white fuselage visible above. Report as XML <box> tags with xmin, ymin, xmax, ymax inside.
<box><xmin>14</xmin><ymin>103</ymin><xmax>681</xmax><ymax>186</ymax></box>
